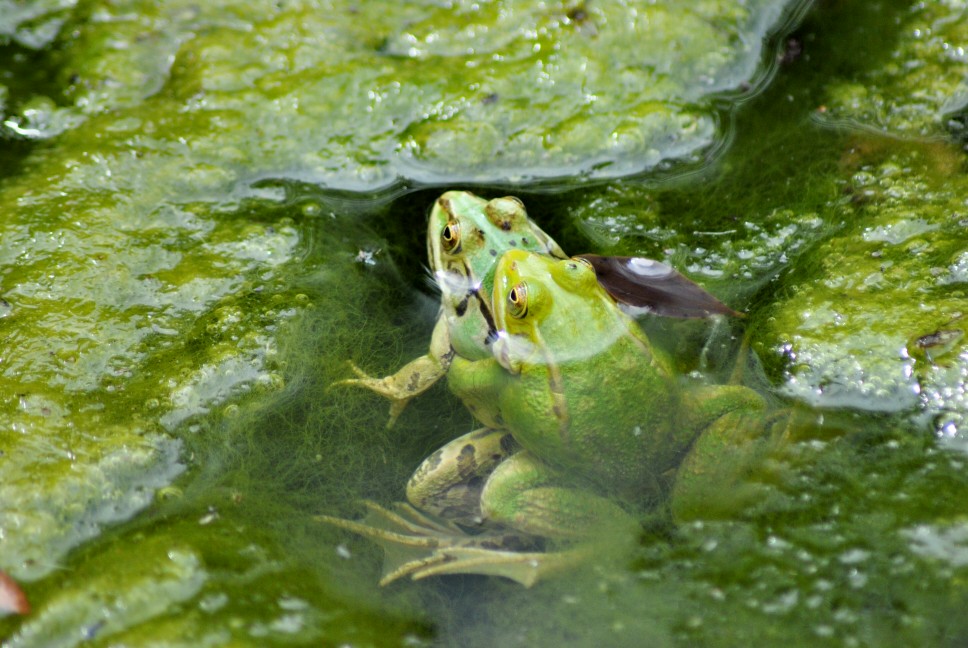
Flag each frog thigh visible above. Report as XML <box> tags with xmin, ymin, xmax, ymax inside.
<box><xmin>407</xmin><ymin>428</ymin><xmax>517</xmax><ymax>525</ymax></box>
<box><xmin>671</xmin><ymin>408</ymin><xmax>788</xmax><ymax>522</ymax></box>
<box><xmin>480</xmin><ymin>452</ymin><xmax>637</xmax><ymax>540</ymax></box>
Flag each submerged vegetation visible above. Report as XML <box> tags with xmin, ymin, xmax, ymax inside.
<box><xmin>2</xmin><ymin>0</ymin><xmax>968</xmax><ymax>645</ymax></box>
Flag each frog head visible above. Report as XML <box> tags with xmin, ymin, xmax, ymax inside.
<box><xmin>491</xmin><ymin>249</ymin><xmax>660</xmax><ymax>374</ymax></box>
<box><xmin>427</xmin><ymin>191</ymin><xmax>566</xmax><ymax>359</ymax></box>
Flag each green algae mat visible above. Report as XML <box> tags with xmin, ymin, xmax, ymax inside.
<box><xmin>3</xmin><ymin>0</ymin><xmax>968</xmax><ymax>645</ymax></box>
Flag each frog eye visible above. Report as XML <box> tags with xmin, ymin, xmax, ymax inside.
<box><xmin>441</xmin><ymin>220</ymin><xmax>461</xmax><ymax>253</ymax></box>
<box><xmin>507</xmin><ymin>282</ymin><xmax>529</xmax><ymax>318</ymax></box>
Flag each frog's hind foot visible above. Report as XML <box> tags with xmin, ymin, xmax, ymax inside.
<box><xmin>317</xmin><ymin>501</ymin><xmax>545</xmax><ymax>586</ymax></box>
<box><xmin>406</xmin><ymin>544</ymin><xmax>593</xmax><ymax>588</ymax></box>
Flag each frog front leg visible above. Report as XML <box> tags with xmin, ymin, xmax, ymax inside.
<box><xmin>335</xmin><ymin>315</ymin><xmax>453</xmax><ymax>427</ymax></box>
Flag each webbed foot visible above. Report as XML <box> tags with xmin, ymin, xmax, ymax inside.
<box><xmin>317</xmin><ymin>501</ymin><xmax>584</xmax><ymax>587</ymax></box>
<box><xmin>331</xmin><ymin>361</ymin><xmax>415</xmax><ymax>427</ymax></box>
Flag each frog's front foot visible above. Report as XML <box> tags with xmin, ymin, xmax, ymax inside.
<box><xmin>332</xmin><ymin>361</ymin><xmax>415</xmax><ymax>427</ymax></box>
<box><xmin>317</xmin><ymin>501</ymin><xmax>584</xmax><ymax>587</ymax></box>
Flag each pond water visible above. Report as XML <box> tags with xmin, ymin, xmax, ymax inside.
<box><xmin>2</xmin><ymin>0</ymin><xmax>968</xmax><ymax>646</ymax></box>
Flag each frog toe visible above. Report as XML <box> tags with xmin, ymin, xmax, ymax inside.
<box><xmin>315</xmin><ymin>501</ymin><xmax>554</xmax><ymax>586</ymax></box>
<box><xmin>409</xmin><ymin>546</ymin><xmax>592</xmax><ymax>587</ymax></box>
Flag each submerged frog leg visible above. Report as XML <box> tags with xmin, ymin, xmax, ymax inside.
<box><xmin>407</xmin><ymin>428</ymin><xmax>517</xmax><ymax>526</ymax></box>
<box><xmin>671</xmin><ymin>407</ymin><xmax>790</xmax><ymax>521</ymax></box>
<box><xmin>407</xmin><ymin>544</ymin><xmax>595</xmax><ymax>588</ymax></box>
<box><xmin>316</xmin><ymin>501</ymin><xmax>539</xmax><ymax>586</ymax></box>
<box><xmin>480</xmin><ymin>452</ymin><xmax>640</xmax><ymax>540</ymax></box>
<box><xmin>334</xmin><ymin>316</ymin><xmax>453</xmax><ymax>427</ymax></box>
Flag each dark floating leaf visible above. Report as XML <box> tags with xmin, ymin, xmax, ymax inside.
<box><xmin>0</xmin><ymin>571</ymin><xmax>29</xmax><ymax>616</ymax></box>
<box><xmin>577</xmin><ymin>254</ymin><xmax>741</xmax><ymax>319</ymax></box>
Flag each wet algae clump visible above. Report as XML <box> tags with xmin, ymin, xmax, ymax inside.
<box><xmin>3</xmin><ymin>0</ymin><xmax>968</xmax><ymax>646</ymax></box>
<box><xmin>0</xmin><ymin>0</ymin><xmax>805</xmax><ymax>185</ymax></box>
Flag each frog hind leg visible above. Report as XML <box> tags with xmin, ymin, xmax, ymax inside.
<box><xmin>389</xmin><ymin>452</ymin><xmax>638</xmax><ymax>586</ymax></box>
<box><xmin>318</xmin><ymin>429</ymin><xmax>530</xmax><ymax>586</ymax></box>
<box><xmin>317</xmin><ymin>501</ymin><xmax>538</xmax><ymax>586</ymax></box>
<box><xmin>332</xmin><ymin>316</ymin><xmax>453</xmax><ymax>427</ymax></box>
<box><xmin>407</xmin><ymin>427</ymin><xmax>517</xmax><ymax>526</ymax></box>
<box><xmin>480</xmin><ymin>451</ymin><xmax>639</xmax><ymax>540</ymax></box>
<box><xmin>671</xmin><ymin>407</ymin><xmax>789</xmax><ymax>521</ymax></box>
<box><xmin>406</xmin><ymin>543</ymin><xmax>594</xmax><ymax>587</ymax></box>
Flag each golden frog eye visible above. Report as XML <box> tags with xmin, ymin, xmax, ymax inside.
<box><xmin>441</xmin><ymin>220</ymin><xmax>461</xmax><ymax>253</ymax></box>
<box><xmin>507</xmin><ymin>282</ymin><xmax>528</xmax><ymax>318</ymax></box>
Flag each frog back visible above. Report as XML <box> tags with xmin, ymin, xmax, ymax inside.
<box><xmin>500</xmin><ymin>327</ymin><xmax>692</xmax><ymax>493</ymax></box>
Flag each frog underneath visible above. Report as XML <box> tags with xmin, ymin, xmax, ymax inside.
<box><xmin>336</xmin><ymin>191</ymin><xmax>734</xmax><ymax>431</ymax></box>
<box><xmin>335</xmin><ymin>190</ymin><xmax>566</xmax><ymax>428</ymax></box>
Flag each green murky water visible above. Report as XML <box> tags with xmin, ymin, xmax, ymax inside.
<box><xmin>3</xmin><ymin>0</ymin><xmax>968</xmax><ymax>645</ymax></box>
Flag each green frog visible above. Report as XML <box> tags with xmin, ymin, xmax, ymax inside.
<box><xmin>337</xmin><ymin>190</ymin><xmax>567</xmax><ymax>428</ymax></box>
<box><xmin>336</xmin><ymin>191</ymin><xmax>738</xmax><ymax>528</ymax></box>
<box><xmin>334</xmin><ymin>191</ymin><xmax>569</xmax><ymax>525</ymax></box>
<box><xmin>337</xmin><ymin>191</ymin><xmax>735</xmax><ymax>430</ymax></box>
<box><xmin>321</xmin><ymin>250</ymin><xmax>784</xmax><ymax>586</ymax></box>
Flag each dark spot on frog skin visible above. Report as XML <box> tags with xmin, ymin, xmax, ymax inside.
<box><xmin>499</xmin><ymin>433</ymin><xmax>517</xmax><ymax>454</ymax></box>
<box><xmin>916</xmin><ymin>329</ymin><xmax>962</xmax><ymax>349</ymax></box>
<box><xmin>406</xmin><ymin>372</ymin><xmax>422</xmax><ymax>391</ymax></box>
<box><xmin>468</xmin><ymin>287</ymin><xmax>498</xmax><ymax>341</ymax></box>
<box><xmin>438</xmin><ymin>196</ymin><xmax>455</xmax><ymax>219</ymax></box>
<box><xmin>424</xmin><ymin>449</ymin><xmax>444</xmax><ymax>472</ymax></box>
<box><xmin>500</xmin><ymin>220</ymin><xmax>512</xmax><ymax>231</ymax></box>
<box><xmin>456</xmin><ymin>443</ymin><xmax>479</xmax><ymax>478</ymax></box>
<box><xmin>481</xmin><ymin>93</ymin><xmax>499</xmax><ymax>105</ymax></box>
<box><xmin>521</xmin><ymin>237</ymin><xmax>530</xmax><ymax>246</ymax></box>
<box><xmin>508</xmin><ymin>239</ymin><xmax>517</xmax><ymax>246</ymax></box>
<box><xmin>567</xmin><ymin>5</ymin><xmax>588</xmax><ymax>23</ymax></box>
<box><xmin>455</xmin><ymin>297</ymin><xmax>469</xmax><ymax>317</ymax></box>
<box><xmin>489</xmin><ymin>248</ymin><xmax>498</xmax><ymax>257</ymax></box>
<box><xmin>547</xmin><ymin>375</ymin><xmax>563</xmax><ymax>393</ymax></box>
